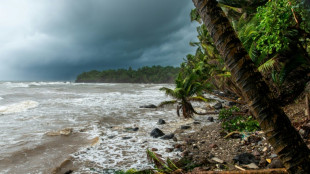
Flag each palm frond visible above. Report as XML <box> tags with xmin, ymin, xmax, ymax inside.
<box><xmin>188</xmin><ymin>96</ymin><xmax>216</xmax><ymax>102</ymax></box>
<box><xmin>258</xmin><ymin>58</ymin><xmax>277</xmax><ymax>73</ymax></box>
<box><xmin>158</xmin><ymin>100</ymin><xmax>178</xmax><ymax>107</ymax></box>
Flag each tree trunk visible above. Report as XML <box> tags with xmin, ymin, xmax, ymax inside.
<box><xmin>192</xmin><ymin>0</ymin><xmax>310</xmax><ymax>173</ymax></box>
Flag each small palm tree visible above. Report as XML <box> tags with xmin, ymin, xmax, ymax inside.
<box><xmin>159</xmin><ymin>68</ymin><xmax>212</xmax><ymax>118</ymax></box>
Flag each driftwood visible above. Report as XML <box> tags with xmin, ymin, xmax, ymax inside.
<box><xmin>194</xmin><ymin>111</ymin><xmax>248</xmax><ymax>116</ymax></box>
<box><xmin>188</xmin><ymin>168</ymin><xmax>288</xmax><ymax>174</ymax></box>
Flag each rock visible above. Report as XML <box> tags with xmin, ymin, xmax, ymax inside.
<box><xmin>166</xmin><ymin>148</ymin><xmax>174</xmax><ymax>153</ymax></box>
<box><xmin>157</xmin><ymin>119</ymin><xmax>166</xmax><ymax>125</ymax></box>
<box><xmin>173</xmin><ymin>144</ymin><xmax>182</xmax><ymax>149</ymax></box>
<box><xmin>211</xmin><ymin>157</ymin><xmax>224</xmax><ymax>164</ymax></box>
<box><xmin>181</xmin><ymin>125</ymin><xmax>191</xmax><ymax>130</ymax></box>
<box><xmin>150</xmin><ymin>128</ymin><xmax>165</xmax><ymax>138</ymax></box>
<box><xmin>151</xmin><ymin>148</ymin><xmax>158</xmax><ymax>151</ymax></box>
<box><xmin>267</xmin><ymin>159</ymin><xmax>284</xmax><ymax>169</ymax></box>
<box><xmin>243</xmin><ymin>163</ymin><xmax>259</xmax><ymax>169</ymax></box>
<box><xmin>139</xmin><ymin>104</ymin><xmax>157</xmax><ymax>108</ymax></box>
<box><xmin>228</xmin><ymin>101</ymin><xmax>237</xmax><ymax>106</ymax></box>
<box><xmin>122</xmin><ymin>137</ymin><xmax>132</xmax><ymax>140</ymax></box>
<box><xmin>64</xmin><ymin>170</ymin><xmax>73</xmax><ymax>174</ymax></box>
<box><xmin>173</xmin><ymin>136</ymin><xmax>178</xmax><ymax>142</ymax></box>
<box><xmin>207</xmin><ymin>117</ymin><xmax>214</xmax><ymax>122</ymax></box>
<box><xmin>124</xmin><ymin>127</ymin><xmax>139</xmax><ymax>132</ymax></box>
<box><xmin>213</xmin><ymin>102</ymin><xmax>222</xmax><ymax>110</ymax></box>
<box><xmin>262</xmin><ymin>147</ymin><xmax>268</xmax><ymax>152</ymax></box>
<box><xmin>209</xmin><ymin>144</ymin><xmax>218</xmax><ymax>148</ymax></box>
<box><xmin>160</xmin><ymin>133</ymin><xmax>174</xmax><ymax>140</ymax></box>
<box><xmin>233</xmin><ymin>153</ymin><xmax>257</xmax><ymax>165</ymax></box>
<box><xmin>193</xmin><ymin>121</ymin><xmax>201</xmax><ymax>124</ymax></box>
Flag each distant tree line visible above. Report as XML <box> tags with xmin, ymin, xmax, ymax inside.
<box><xmin>75</xmin><ymin>65</ymin><xmax>180</xmax><ymax>83</ymax></box>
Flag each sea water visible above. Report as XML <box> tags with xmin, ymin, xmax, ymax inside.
<box><xmin>0</xmin><ymin>82</ymin><xmax>211</xmax><ymax>173</ymax></box>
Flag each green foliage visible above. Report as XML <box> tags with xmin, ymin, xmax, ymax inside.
<box><xmin>219</xmin><ymin>106</ymin><xmax>260</xmax><ymax>132</ymax></box>
<box><xmin>255</xmin><ymin>0</ymin><xmax>297</xmax><ymax>55</ymax></box>
<box><xmin>76</xmin><ymin>65</ymin><xmax>180</xmax><ymax>83</ymax></box>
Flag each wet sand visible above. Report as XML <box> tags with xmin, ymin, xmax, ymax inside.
<box><xmin>0</xmin><ymin>132</ymin><xmax>90</xmax><ymax>174</ymax></box>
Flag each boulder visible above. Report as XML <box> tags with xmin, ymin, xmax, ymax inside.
<box><xmin>160</xmin><ymin>133</ymin><xmax>174</xmax><ymax>140</ymax></box>
<box><xmin>150</xmin><ymin>128</ymin><xmax>165</xmax><ymax>138</ymax></box>
<box><xmin>233</xmin><ymin>153</ymin><xmax>258</xmax><ymax>165</ymax></box>
<box><xmin>228</xmin><ymin>101</ymin><xmax>237</xmax><ymax>106</ymax></box>
<box><xmin>124</xmin><ymin>127</ymin><xmax>139</xmax><ymax>132</ymax></box>
<box><xmin>157</xmin><ymin>119</ymin><xmax>166</xmax><ymax>125</ymax></box>
<box><xmin>181</xmin><ymin>125</ymin><xmax>191</xmax><ymax>130</ymax></box>
<box><xmin>213</xmin><ymin>102</ymin><xmax>222</xmax><ymax>110</ymax></box>
<box><xmin>139</xmin><ymin>104</ymin><xmax>157</xmax><ymax>108</ymax></box>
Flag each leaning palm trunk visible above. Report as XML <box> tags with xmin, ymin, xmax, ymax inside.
<box><xmin>193</xmin><ymin>0</ymin><xmax>310</xmax><ymax>173</ymax></box>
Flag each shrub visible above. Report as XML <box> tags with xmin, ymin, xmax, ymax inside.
<box><xmin>219</xmin><ymin>106</ymin><xmax>260</xmax><ymax>132</ymax></box>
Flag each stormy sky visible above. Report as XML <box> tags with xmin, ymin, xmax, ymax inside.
<box><xmin>0</xmin><ymin>0</ymin><xmax>198</xmax><ymax>81</ymax></box>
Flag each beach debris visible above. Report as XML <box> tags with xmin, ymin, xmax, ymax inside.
<box><xmin>45</xmin><ymin>128</ymin><xmax>73</xmax><ymax>136</ymax></box>
<box><xmin>150</xmin><ymin>128</ymin><xmax>165</xmax><ymax>138</ymax></box>
<box><xmin>211</xmin><ymin>157</ymin><xmax>224</xmax><ymax>164</ymax></box>
<box><xmin>90</xmin><ymin>137</ymin><xmax>100</xmax><ymax>146</ymax></box>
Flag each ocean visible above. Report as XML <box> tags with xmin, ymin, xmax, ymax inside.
<box><xmin>0</xmin><ymin>82</ymin><xmax>211</xmax><ymax>174</ymax></box>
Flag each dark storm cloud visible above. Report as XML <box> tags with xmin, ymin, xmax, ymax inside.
<box><xmin>0</xmin><ymin>0</ymin><xmax>198</xmax><ymax>81</ymax></box>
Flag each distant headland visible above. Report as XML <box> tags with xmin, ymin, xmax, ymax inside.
<box><xmin>75</xmin><ymin>65</ymin><xmax>180</xmax><ymax>83</ymax></box>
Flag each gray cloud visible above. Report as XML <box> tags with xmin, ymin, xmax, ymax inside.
<box><xmin>0</xmin><ymin>0</ymin><xmax>198</xmax><ymax>81</ymax></box>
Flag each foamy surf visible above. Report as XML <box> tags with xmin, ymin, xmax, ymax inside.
<box><xmin>0</xmin><ymin>100</ymin><xmax>39</xmax><ymax>114</ymax></box>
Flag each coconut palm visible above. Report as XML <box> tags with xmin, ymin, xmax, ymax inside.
<box><xmin>192</xmin><ymin>0</ymin><xmax>310</xmax><ymax>173</ymax></box>
<box><xmin>159</xmin><ymin>67</ymin><xmax>213</xmax><ymax>118</ymax></box>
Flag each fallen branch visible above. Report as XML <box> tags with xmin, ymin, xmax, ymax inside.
<box><xmin>224</xmin><ymin>131</ymin><xmax>240</xmax><ymax>139</ymax></box>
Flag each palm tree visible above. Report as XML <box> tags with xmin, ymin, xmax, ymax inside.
<box><xmin>192</xmin><ymin>0</ymin><xmax>310</xmax><ymax>173</ymax></box>
<box><xmin>159</xmin><ymin>68</ymin><xmax>213</xmax><ymax>118</ymax></box>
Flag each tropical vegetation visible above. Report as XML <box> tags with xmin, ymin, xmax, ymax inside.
<box><xmin>75</xmin><ymin>65</ymin><xmax>180</xmax><ymax>83</ymax></box>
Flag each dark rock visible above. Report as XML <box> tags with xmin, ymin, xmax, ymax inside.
<box><xmin>124</xmin><ymin>127</ymin><xmax>139</xmax><ymax>132</ymax></box>
<box><xmin>160</xmin><ymin>133</ymin><xmax>174</xmax><ymax>140</ymax></box>
<box><xmin>207</xmin><ymin>117</ymin><xmax>214</xmax><ymax>122</ymax></box>
<box><xmin>151</xmin><ymin>148</ymin><xmax>158</xmax><ymax>151</ymax></box>
<box><xmin>64</xmin><ymin>170</ymin><xmax>73</xmax><ymax>174</ymax></box>
<box><xmin>139</xmin><ymin>104</ymin><xmax>157</xmax><ymax>108</ymax></box>
<box><xmin>267</xmin><ymin>159</ymin><xmax>284</xmax><ymax>169</ymax></box>
<box><xmin>122</xmin><ymin>137</ymin><xmax>132</xmax><ymax>140</ymax></box>
<box><xmin>157</xmin><ymin>119</ymin><xmax>166</xmax><ymax>125</ymax></box>
<box><xmin>228</xmin><ymin>101</ymin><xmax>237</xmax><ymax>106</ymax></box>
<box><xmin>181</xmin><ymin>125</ymin><xmax>191</xmax><ymax>130</ymax></box>
<box><xmin>173</xmin><ymin>136</ymin><xmax>178</xmax><ymax>142</ymax></box>
<box><xmin>233</xmin><ymin>153</ymin><xmax>258</xmax><ymax>165</ymax></box>
<box><xmin>108</xmin><ymin>136</ymin><xmax>116</xmax><ymax>139</ymax></box>
<box><xmin>193</xmin><ymin>121</ymin><xmax>201</xmax><ymax>124</ymax></box>
<box><xmin>213</xmin><ymin>102</ymin><xmax>222</xmax><ymax>110</ymax></box>
<box><xmin>150</xmin><ymin>128</ymin><xmax>165</xmax><ymax>138</ymax></box>
<box><xmin>166</xmin><ymin>148</ymin><xmax>174</xmax><ymax>153</ymax></box>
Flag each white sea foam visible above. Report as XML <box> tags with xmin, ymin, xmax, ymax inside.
<box><xmin>0</xmin><ymin>100</ymin><xmax>39</xmax><ymax>114</ymax></box>
<box><xmin>4</xmin><ymin>82</ymin><xmax>29</xmax><ymax>88</ymax></box>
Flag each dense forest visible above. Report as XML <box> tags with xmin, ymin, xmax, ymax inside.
<box><xmin>75</xmin><ymin>66</ymin><xmax>180</xmax><ymax>83</ymax></box>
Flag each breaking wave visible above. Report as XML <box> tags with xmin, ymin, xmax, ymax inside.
<box><xmin>0</xmin><ymin>100</ymin><xmax>39</xmax><ymax>114</ymax></box>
